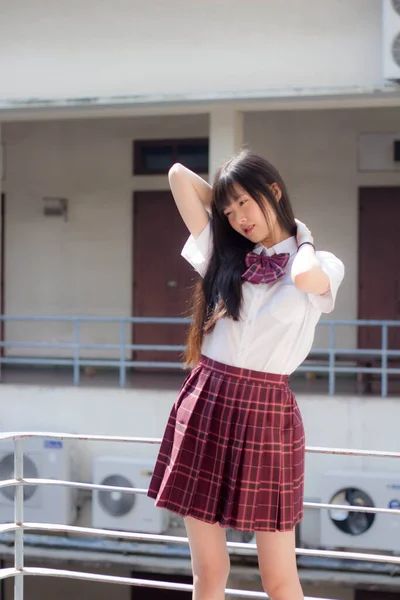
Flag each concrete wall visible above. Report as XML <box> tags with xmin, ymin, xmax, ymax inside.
<box><xmin>0</xmin><ymin>0</ymin><xmax>386</xmax><ymax>102</ymax></box>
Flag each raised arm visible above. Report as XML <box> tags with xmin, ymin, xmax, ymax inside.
<box><xmin>168</xmin><ymin>163</ymin><xmax>212</xmax><ymax>238</ymax></box>
<box><xmin>291</xmin><ymin>219</ymin><xmax>331</xmax><ymax>295</ymax></box>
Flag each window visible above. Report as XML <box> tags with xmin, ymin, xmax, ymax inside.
<box><xmin>133</xmin><ymin>138</ymin><xmax>209</xmax><ymax>175</ymax></box>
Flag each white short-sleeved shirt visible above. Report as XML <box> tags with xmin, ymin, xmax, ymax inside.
<box><xmin>181</xmin><ymin>221</ymin><xmax>344</xmax><ymax>375</ymax></box>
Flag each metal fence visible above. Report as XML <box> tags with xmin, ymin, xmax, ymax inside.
<box><xmin>0</xmin><ymin>432</ymin><xmax>400</xmax><ymax>600</ymax></box>
<box><xmin>0</xmin><ymin>316</ymin><xmax>399</xmax><ymax>396</ymax></box>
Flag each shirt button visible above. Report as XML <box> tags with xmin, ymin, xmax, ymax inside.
<box><xmin>247</xmin><ymin>319</ymin><xmax>252</xmax><ymax>325</ymax></box>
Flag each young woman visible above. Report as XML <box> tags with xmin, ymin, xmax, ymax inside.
<box><xmin>148</xmin><ymin>150</ymin><xmax>344</xmax><ymax>600</ymax></box>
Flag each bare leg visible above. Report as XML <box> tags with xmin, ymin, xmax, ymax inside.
<box><xmin>184</xmin><ymin>516</ymin><xmax>230</xmax><ymax>600</ymax></box>
<box><xmin>255</xmin><ymin>529</ymin><xmax>303</xmax><ymax>600</ymax></box>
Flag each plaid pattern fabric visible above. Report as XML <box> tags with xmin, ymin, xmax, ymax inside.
<box><xmin>241</xmin><ymin>251</ymin><xmax>290</xmax><ymax>285</ymax></box>
<box><xmin>147</xmin><ymin>355</ymin><xmax>305</xmax><ymax>532</ymax></box>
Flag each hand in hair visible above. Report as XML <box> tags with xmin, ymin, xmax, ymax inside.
<box><xmin>291</xmin><ymin>219</ymin><xmax>330</xmax><ymax>295</ymax></box>
<box><xmin>295</xmin><ymin>219</ymin><xmax>314</xmax><ymax>247</ymax></box>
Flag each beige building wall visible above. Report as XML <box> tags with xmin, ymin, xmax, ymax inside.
<box><xmin>2</xmin><ymin>106</ymin><xmax>400</xmax><ymax>353</ymax></box>
<box><xmin>2</xmin><ymin>114</ymin><xmax>208</xmax><ymax>356</ymax></box>
<box><xmin>246</xmin><ymin>106</ymin><xmax>400</xmax><ymax>347</ymax></box>
<box><xmin>0</xmin><ymin>0</ymin><xmax>386</xmax><ymax>102</ymax></box>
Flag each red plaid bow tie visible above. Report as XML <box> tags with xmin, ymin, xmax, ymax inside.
<box><xmin>241</xmin><ymin>251</ymin><xmax>290</xmax><ymax>284</ymax></box>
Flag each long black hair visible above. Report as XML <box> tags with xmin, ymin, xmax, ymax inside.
<box><xmin>185</xmin><ymin>149</ymin><xmax>297</xmax><ymax>366</ymax></box>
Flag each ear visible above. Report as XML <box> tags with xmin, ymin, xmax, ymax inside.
<box><xmin>270</xmin><ymin>182</ymin><xmax>282</xmax><ymax>202</ymax></box>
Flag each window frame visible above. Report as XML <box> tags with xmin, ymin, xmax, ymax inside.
<box><xmin>133</xmin><ymin>138</ymin><xmax>209</xmax><ymax>175</ymax></box>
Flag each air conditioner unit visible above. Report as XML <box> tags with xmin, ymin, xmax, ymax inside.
<box><xmin>383</xmin><ymin>0</ymin><xmax>400</xmax><ymax>81</ymax></box>
<box><xmin>321</xmin><ymin>471</ymin><xmax>400</xmax><ymax>552</ymax></box>
<box><xmin>0</xmin><ymin>437</ymin><xmax>79</xmax><ymax>525</ymax></box>
<box><xmin>300</xmin><ymin>496</ymin><xmax>322</xmax><ymax>548</ymax></box>
<box><xmin>92</xmin><ymin>456</ymin><xmax>169</xmax><ymax>534</ymax></box>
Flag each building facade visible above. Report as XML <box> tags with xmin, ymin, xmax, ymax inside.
<box><xmin>0</xmin><ymin>2</ymin><xmax>400</xmax><ymax>599</ymax></box>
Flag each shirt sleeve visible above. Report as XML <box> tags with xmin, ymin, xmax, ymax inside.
<box><xmin>308</xmin><ymin>251</ymin><xmax>345</xmax><ymax>313</ymax></box>
<box><xmin>181</xmin><ymin>220</ymin><xmax>213</xmax><ymax>277</ymax></box>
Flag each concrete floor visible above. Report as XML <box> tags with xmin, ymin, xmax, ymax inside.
<box><xmin>1</xmin><ymin>365</ymin><xmax>399</xmax><ymax>396</ymax></box>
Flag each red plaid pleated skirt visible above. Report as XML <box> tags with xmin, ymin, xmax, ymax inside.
<box><xmin>147</xmin><ymin>355</ymin><xmax>305</xmax><ymax>531</ymax></box>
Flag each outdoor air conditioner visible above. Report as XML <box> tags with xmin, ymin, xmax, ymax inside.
<box><xmin>383</xmin><ymin>0</ymin><xmax>400</xmax><ymax>81</ymax></box>
<box><xmin>92</xmin><ymin>456</ymin><xmax>170</xmax><ymax>534</ymax></box>
<box><xmin>300</xmin><ymin>496</ymin><xmax>322</xmax><ymax>548</ymax></box>
<box><xmin>320</xmin><ymin>471</ymin><xmax>400</xmax><ymax>552</ymax></box>
<box><xmin>0</xmin><ymin>438</ymin><xmax>79</xmax><ymax>525</ymax></box>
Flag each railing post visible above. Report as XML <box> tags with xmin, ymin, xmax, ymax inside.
<box><xmin>328</xmin><ymin>322</ymin><xmax>336</xmax><ymax>395</ymax></box>
<box><xmin>14</xmin><ymin>437</ymin><xmax>24</xmax><ymax>600</ymax></box>
<box><xmin>119</xmin><ymin>321</ymin><xmax>126</xmax><ymax>388</ymax></box>
<box><xmin>381</xmin><ymin>324</ymin><xmax>388</xmax><ymax>398</ymax></box>
<box><xmin>73</xmin><ymin>320</ymin><xmax>80</xmax><ymax>386</ymax></box>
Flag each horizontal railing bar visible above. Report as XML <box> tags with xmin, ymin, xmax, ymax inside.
<box><xmin>0</xmin><ymin>523</ymin><xmax>19</xmax><ymax>534</ymax></box>
<box><xmin>305</xmin><ymin>446</ymin><xmax>400</xmax><ymax>458</ymax></box>
<box><xmin>2</xmin><ymin>361</ymin><xmax>400</xmax><ymax>375</ymax></box>
<box><xmin>125</xmin><ymin>344</ymin><xmax>186</xmax><ymax>351</ymax></box>
<box><xmin>319</xmin><ymin>320</ymin><xmax>400</xmax><ymax>327</ymax></box>
<box><xmin>304</xmin><ymin>501</ymin><xmax>400</xmax><ymax>516</ymax></box>
<box><xmin>2</xmin><ymin>356</ymin><xmax>400</xmax><ymax>373</ymax></box>
<box><xmin>115</xmin><ymin>361</ymin><xmax>183</xmax><ymax>368</ymax></box>
<box><xmin>0</xmin><ymin>432</ymin><xmax>163</xmax><ymax>444</ymax></box>
<box><xmin>307</xmin><ymin>348</ymin><xmax>400</xmax><ymax>355</ymax></box>
<box><xmin>0</xmin><ymin>316</ymin><xmax>190</xmax><ymax>324</ymax></box>
<box><xmin>0</xmin><ymin>341</ymin><xmax>187</xmax><ymax>352</ymax></box>
<box><xmin>295</xmin><ymin>365</ymin><xmax>400</xmax><ymax>374</ymax></box>
<box><xmin>0</xmin><ymin>433</ymin><xmax>399</xmax><ymax>459</ymax></box>
<box><xmin>2</xmin><ymin>350</ymin><xmax>400</xmax><ymax>361</ymax></box>
<box><xmin>11</xmin><ymin>478</ymin><xmax>149</xmax><ymax>495</ymax></box>
<box><xmin>19</xmin><ymin>523</ymin><xmax>400</xmax><ymax>565</ymax></box>
<box><xmin>0</xmin><ymin>357</ymin><xmax>76</xmax><ymax>366</ymax></box>
<box><xmin>3</xmin><ymin>343</ymin><xmax>400</xmax><ymax>356</ymax></box>
<box><xmin>0</xmin><ymin>479</ymin><xmax>18</xmax><ymax>489</ymax></box>
<box><xmin>0</xmin><ymin>357</ymin><xmax>186</xmax><ymax>369</ymax></box>
<box><xmin>1</xmin><ymin>344</ymin><xmax>400</xmax><ymax>357</ymax></box>
<box><xmin>0</xmin><ymin>568</ymin><xmax>18</xmax><ymax>581</ymax></box>
<box><xmin>19</xmin><ymin>567</ymin><xmax>340</xmax><ymax>600</ymax></box>
<box><xmin>1</xmin><ymin>316</ymin><xmax>400</xmax><ymax>326</ymax></box>
<box><xmin>2</xmin><ymin>480</ymin><xmax>400</xmax><ymax>516</ymax></box>
<box><xmin>2</xmin><ymin>344</ymin><xmax>400</xmax><ymax>357</ymax></box>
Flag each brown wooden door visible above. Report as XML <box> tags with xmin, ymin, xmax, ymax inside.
<box><xmin>358</xmin><ymin>187</ymin><xmax>400</xmax><ymax>351</ymax></box>
<box><xmin>133</xmin><ymin>191</ymin><xmax>198</xmax><ymax>367</ymax></box>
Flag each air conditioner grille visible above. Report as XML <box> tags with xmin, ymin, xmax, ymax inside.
<box><xmin>328</xmin><ymin>487</ymin><xmax>375</xmax><ymax>536</ymax></box>
<box><xmin>393</xmin><ymin>32</ymin><xmax>400</xmax><ymax>67</ymax></box>
<box><xmin>0</xmin><ymin>454</ymin><xmax>38</xmax><ymax>501</ymax></box>
<box><xmin>98</xmin><ymin>475</ymin><xmax>136</xmax><ymax>517</ymax></box>
<box><xmin>392</xmin><ymin>0</ymin><xmax>400</xmax><ymax>16</ymax></box>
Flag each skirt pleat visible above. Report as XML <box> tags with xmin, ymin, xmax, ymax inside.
<box><xmin>147</xmin><ymin>355</ymin><xmax>305</xmax><ymax>532</ymax></box>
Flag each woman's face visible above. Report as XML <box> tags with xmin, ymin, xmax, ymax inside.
<box><xmin>222</xmin><ymin>184</ymin><xmax>280</xmax><ymax>246</ymax></box>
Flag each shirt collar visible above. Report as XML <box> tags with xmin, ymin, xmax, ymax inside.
<box><xmin>253</xmin><ymin>236</ymin><xmax>297</xmax><ymax>257</ymax></box>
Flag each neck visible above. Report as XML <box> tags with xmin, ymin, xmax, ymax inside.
<box><xmin>261</xmin><ymin>226</ymin><xmax>291</xmax><ymax>249</ymax></box>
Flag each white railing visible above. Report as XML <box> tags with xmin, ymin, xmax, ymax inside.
<box><xmin>1</xmin><ymin>432</ymin><xmax>400</xmax><ymax>600</ymax></box>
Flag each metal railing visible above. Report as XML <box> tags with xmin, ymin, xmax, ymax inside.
<box><xmin>0</xmin><ymin>316</ymin><xmax>399</xmax><ymax>396</ymax></box>
<box><xmin>0</xmin><ymin>432</ymin><xmax>400</xmax><ymax>600</ymax></box>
